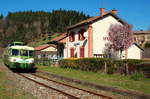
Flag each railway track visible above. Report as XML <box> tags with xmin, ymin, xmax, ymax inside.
<box><xmin>17</xmin><ymin>73</ymin><xmax>116</xmax><ymax>99</ymax></box>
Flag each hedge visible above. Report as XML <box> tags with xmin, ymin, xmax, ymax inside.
<box><xmin>58</xmin><ymin>58</ymin><xmax>150</xmax><ymax>77</ymax></box>
<box><xmin>58</xmin><ymin>58</ymin><xmax>112</xmax><ymax>72</ymax></box>
<box><xmin>136</xmin><ymin>62</ymin><xmax>150</xmax><ymax>78</ymax></box>
<box><xmin>144</xmin><ymin>42</ymin><xmax>150</xmax><ymax>48</ymax></box>
<box><xmin>114</xmin><ymin>59</ymin><xmax>146</xmax><ymax>75</ymax></box>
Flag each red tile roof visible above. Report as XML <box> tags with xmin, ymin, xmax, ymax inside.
<box><xmin>35</xmin><ymin>44</ymin><xmax>56</xmax><ymax>51</ymax></box>
<box><xmin>133</xmin><ymin>31</ymin><xmax>150</xmax><ymax>34</ymax></box>
<box><xmin>48</xmin><ymin>9</ymin><xmax>127</xmax><ymax>44</ymax></box>
<box><xmin>67</xmin><ymin>11</ymin><xmax>127</xmax><ymax>30</ymax></box>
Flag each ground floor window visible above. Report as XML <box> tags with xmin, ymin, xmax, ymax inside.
<box><xmin>80</xmin><ymin>46</ymin><xmax>84</xmax><ymax>58</ymax></box>
<box><xmin>70</xmin><ymin>47</ymin><xmax>74</xmax><ymax>57</ymax></box>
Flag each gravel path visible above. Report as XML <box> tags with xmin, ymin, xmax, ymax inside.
<box><xmin>0</xmin><ymin>63</ymin><xmax>34</xmax><ymax>99</ymax></box>
<box><xmin>0</xmin><ymin>63</ymin><xmax>69</xmax><ymax>99</ymax></box>
<box><xmin>1</xmin><ymin>62</ymin><xmax>113</xmax><ymax>99</ymax></box>
<box><xmin>1</xmin><ymin>63</ymin><xmax>106</xmax><ymax>99</ymax></box>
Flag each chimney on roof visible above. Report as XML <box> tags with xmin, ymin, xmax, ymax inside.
<box><xmin>100</xmin><ymin>8</ymin><xmax>105</xmax><ymax>16</ymax></box>
<box><xmin>111</xmin><ymin>9</ymin><xmax>117</xmax><ymax>14</ymax></box>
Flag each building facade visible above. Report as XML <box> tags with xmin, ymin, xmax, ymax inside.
<box><xmin>122</xmin><ymin>43</ymin><xmax>143</xmax><ymax>59</ymax></box>
<box><xmin>133</xmin><ymin>30</ymin><xmax>150</xmax><ymax>46</ymax></box>
<box><xmin>65</xmin><ymin>8</ymin><xmax>125</xmax><ymax>58</ymax></box>
<box><xmin>49</xmin><ymin>8</ymin><xmax>143</xmax><ymax>59</ymax></box>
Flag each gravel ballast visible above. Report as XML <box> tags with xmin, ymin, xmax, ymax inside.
<box><xmin>1</xmin><ymin>63</ymin><xmax>69</xmax><ymax>99</ymax></box>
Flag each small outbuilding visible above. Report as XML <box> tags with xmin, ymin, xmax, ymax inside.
<box><xmin>122</xmin><ymin>43</ymin><xmax>144</xmax><ymax>59</ymax></box>
<box><xmin>34</xmin><ymin>44</ymin><xmax>57</xmax><ymax>59</ymax></box>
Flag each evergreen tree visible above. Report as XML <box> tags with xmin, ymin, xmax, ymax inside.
<box><xmin>0</xmin><ymin>9</ymin><xmax>90</xmax><ymax>47</ymax></box>
<box><xmin>0</xmin><ymin>14</ymin><xmax>3</xmax><ymax>19</ymax></box>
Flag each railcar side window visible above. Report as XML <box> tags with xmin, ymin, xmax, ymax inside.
<box><xmin>12</xmin><ymin>49</ymin><xmax>19</xmax><ymax>56</ymax></box>
<box><xmin>29</xmin><ymin>51</ymin><xmax>34</xmax><ymax>57</ymax></box>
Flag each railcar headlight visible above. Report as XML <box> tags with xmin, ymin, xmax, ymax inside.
<box><xmin>10</xmin><ymin>57</ymin><xmax>23</xmax><ymax>62</ymax></box>
<box><xmin>13</xmin><ymin>59</ymin><xmax>16</xmax><ymax>62</ymax></box>
<box><xmin>10</xmin><ymin>57</ymin><xmax>17</xmax><ymax>62</ymax></box>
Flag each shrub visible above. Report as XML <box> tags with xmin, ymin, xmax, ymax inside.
<box><xmin>114</xmin><ymin>59</ymin><xmax>146</xmax><ymax>75</ymax></box>
<box><xmin>58</xmin><ymin>58</ymin><xmax>149</xmax><ymax>77</ymax></box>
<box><xmin>144</xmin><ymin>42</ymin><xmax>150</xmax><ymax>48</ymax></box>
<box><xmin>130</xmin><ymin>72</ymin><xmax>145</xmax><ymax>80</ymax></box>
<box><xmin>58</xmin><ymin>58</ymin><xmax>79</xmax><ymax>69</ymax></box>
<box><xmin>58</xmin><ymin>58</ymin><xmax>112</xmax><ymax>72</ymax></box>
<box><xmin>123</xmin><ymin>59</ymin><xmax>144</xmax><ymax>65</ymax></box>
<box><xmin>136</xmin><ymin>62</ymin><xmax>150</xmax><ymax>78</ymax></box>
<box><xmin>107</xmin><ymin>65</ymin><xmax>115</xmax><ymax>74</ymax></box>
<box><xmin>114</xmin><ymin>59</ymin><xmax>144</xmax><ymax>67</ymax></box>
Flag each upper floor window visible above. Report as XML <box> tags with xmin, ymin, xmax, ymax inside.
<box><xmin>69</xmin><ymin>32</ymin><xmax>75</xmax><ymax>42</ymax></box>
<box><xmin>78</xmin><ymin>29</ymin><xmax>85</xmax><ymax>41</ymax></box>
<box><xmin>134</xmin><ymin>37</ymin><xmax>137</xmax><ymax>42</ymax></box>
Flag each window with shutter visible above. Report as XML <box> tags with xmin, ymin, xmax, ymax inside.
<box><xmin>81</xmin><ymin>32</ymin><xmax>85</xmax><ymax>40</ymax></box>
<box><xmin>69</xmin><ymin>35</ymin><xmax>72</xmax><ymax>42</ymax></box>
<box><xmin>70</xmin><ymin>48</ymin><xmax>74</xmax><ymax>57</ymax></box>
<box><xmin>69</xmin><ymin>32</ymin><xmax>75</xmax><ymax>42</ymax></box>
<box><xmin>78</xmin><ymin>29</ymin><xmax>85</xmax><ymax>41</ymax></box>
<box><xmin>80</xmin><ymin>46</ymin><xmax>84</xmax><ymax>58</ymax></box>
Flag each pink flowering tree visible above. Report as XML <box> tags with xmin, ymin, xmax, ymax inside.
<box><xmin>108</xmin><ymin>24</ymin><xmax>133</xmax><ymax>59</ymax></box>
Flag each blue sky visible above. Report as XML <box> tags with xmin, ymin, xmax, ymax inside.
<box><xmin>0</xmin><ymin>0</ymin><xmax>149</xmax><ymax>30</ymax></box>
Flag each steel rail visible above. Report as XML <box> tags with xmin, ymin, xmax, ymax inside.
<box><xmin>16</xmin><ymin>73</ymin><xmax>80</xmax><ymax>99</ymax></box>
<box><xmin>31</xmin><ymin>73</ymin><xmax>116</xmax><ymax>99</ymax></box>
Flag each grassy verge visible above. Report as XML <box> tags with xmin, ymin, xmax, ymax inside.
<box><xmin>28</xmin><ymin>33</ymin><xmax>59</xmax><ymax>47</ymax></box>
<box><xmin>37</xmin><ymin>66</ymin><xmax>150</xmax><ymax>94</ymax></box>
<box><xmin>0</xmin><ymin>67</ymin><xmax>36</xmax><ymax>99</ymax></box>
<box><xmin>0</xmin><ymin>58</ymin><xmax>3</xmax><ymax>62</ymax></box>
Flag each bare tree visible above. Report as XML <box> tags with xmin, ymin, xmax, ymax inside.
<box><xmin>108</xmin><ymin>24</ymin><xmax>133</xmax><ymax>59</ymax></box>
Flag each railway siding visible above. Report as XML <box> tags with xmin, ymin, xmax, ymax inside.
<box><xmin>15</xmin><ymin>73</ymin><xmax>72</xmax><ymax>99</ymax></box>
<box><xmin>1</xmin><ymin>63</ymin><xmax>68</xmax><ymax>99</ymax></box>
<box><xmin>0</xmin><ymin>62</ymin><xmax>116</xmax><ymax>99</ymax></box>
<box><xmin>37</xmin><ymin>70</ymin><xmax>150</xmax><ymax>99</ymax></box>
<box><xmin>20</xmin><ymin>73</ymin><xmax>114</xmax><ymax>99</ymax></box>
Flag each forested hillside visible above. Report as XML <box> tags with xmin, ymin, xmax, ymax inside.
<box><xmin>0</xmin><ymin>9</ymin><xmax>90</xmax><ymax>47</ymax></box>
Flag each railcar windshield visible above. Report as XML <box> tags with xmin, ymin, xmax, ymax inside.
<box><xmin>20</xmin><ymin>50</ymin><xmax>34</xmax><ymax>57</ymax></box>
<box><xmin>20</xmin><ymin>50</ymin><xmax>28</xmax><ymax>56</ymax></box>
<box><xmin>12</xmin><ymin>49</ymin><xmax>19</xmax><ymax>56</ymax></box>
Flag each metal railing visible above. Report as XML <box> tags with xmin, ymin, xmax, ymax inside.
<box><xmin>35</xmin><ymin>58</ymin><xmax>59</xmax><ymax>66</ymax></box>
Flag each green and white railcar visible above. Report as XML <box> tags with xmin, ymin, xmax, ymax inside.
<box><xmin>4</xmin><ymin>42</ymin><xmax>35</xmax><ymax>70</ymax></box>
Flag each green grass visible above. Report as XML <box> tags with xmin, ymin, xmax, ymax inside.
<box><xmin>37</xmin><ymin>66</ymin><xmax>150</xmax><ymax>94</ymax></box>
<box><xmin>0</xmin><ymin>58</ymin><xmax>3</xmax><ymax>62</ymax></box>
<box><xmin>28</xmin><ymin>38</ymin><xmax>50</xmax><ymax>47</ymax></box>
<box><xmin>28</xmin><ymin>33</ymin><xmax>60</xmax><ymax>47</ymax></box>
<box><xmin>0</xmin><ymin>71</ymin><xmax>36</xmax><ymax>99</ymax></box>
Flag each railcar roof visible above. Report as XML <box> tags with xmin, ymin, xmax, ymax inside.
<box><xmin>12</xmin><ymin>41</ymin><xmax>24</xmax><ymax>44</ymax></box>
<box><xmin>10</xmin><ymin>46</ymin><xmax>34</xmax><ymax>50</ymax></box>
